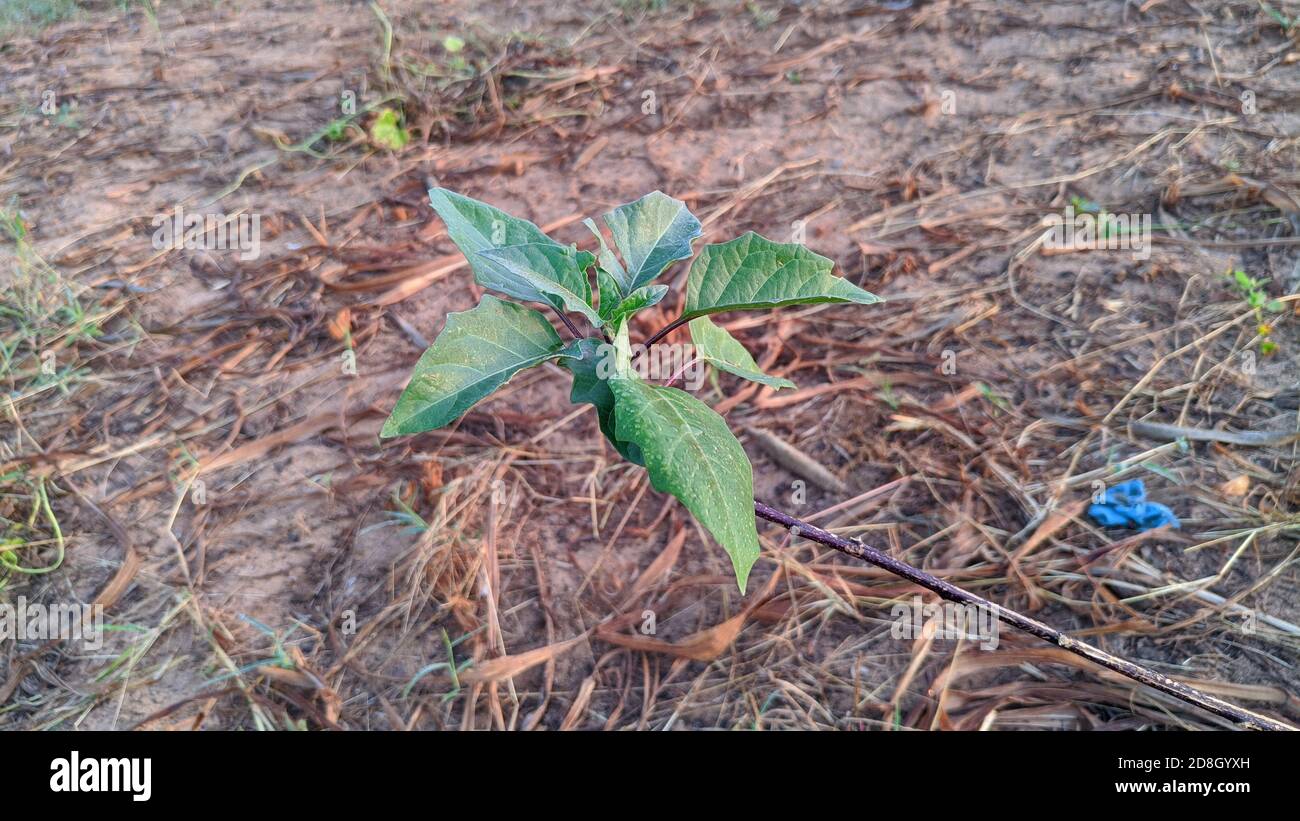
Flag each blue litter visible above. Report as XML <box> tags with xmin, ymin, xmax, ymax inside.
<box><xmin>1088</xmin><ymin>479</ymin><xmax>1179</xmax><ymax>531</ymax></box>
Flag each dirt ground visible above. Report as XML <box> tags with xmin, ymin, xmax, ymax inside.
<box><xmin>1</xmin><ymin>0</ymin><xmax>1298</xmax><ymax>730</ymax></box>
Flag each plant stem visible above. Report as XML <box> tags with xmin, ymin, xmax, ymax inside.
<box><xmin>551</xmin><ymin>308</ymin><xmax>582</xmax><ymax>340</ymax></box>
<box><xmin>643</xmin><ymin>315</ymin><xmax>691</xmax><ymax>349</ymax></box>
<box><xmin>753</xmin><ymin>500</ymin><xmax>1295</xmax><ymax>731</ymax></box>
<box><xmin>663</xmin><ymin>356</ymin><xmax>701</xmax><ymax>389</ymax></box>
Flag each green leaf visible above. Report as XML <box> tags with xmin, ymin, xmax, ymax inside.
<box><xmin>561</xmin><ymin>337</ymin><xmax>643</xmax><ymax>465</ymax></box>
<box><xmin>683</xmin><ymin>232</ymin><xmax>881</xmax><ymax>320</ymax></box>
<box><xmin>610</xmin><ymin>375</ymin><xmax>762</xmax><ymax>592</ymax></box>
<box><xmin>584</xmin><ymin>217</ymin><xmax>629</xmax><ymax>293</ymax></box>
<box><xmin>381</xmin><ymin>296</ymin><xmax>579</xmax><ymax>437</ymax></box>
<box><xmin>478</xmin><ymin>243</ymin><xmax>601</xmax><ymax>327</ymax></box>
<box><xmin>601</xmin><ymin>284</ymin><xmax>669</xmax><ymax>327</ymax></box>
<box><xmin>370</xmin><ymin>109</ymin><xmax>409</xmax><ymax>151</ymax></box>
<box><xmin>597</xmin><ymin>192</ymin><xmax>702</xmax><ymax>296</ymax></box>
<box><xmin>595</xmin><ymin>266</ymin><xmax>622</xmax><ymax>318</ymax></box>
<box><xmin>688</xmin><ymin>316</ymin><xmax>795</xmax><ymax>390</ymax></box>
<box><xmin>428</xmin><ymin>188</ymin><xmax>566</xmax><ymax>305</ymax></box>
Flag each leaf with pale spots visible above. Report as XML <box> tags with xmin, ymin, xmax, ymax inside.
<box><xmin>428</xmin><ymin>188</ymin><xmax>568</xmax><ymax>306</ymax></box>
<box><xmin>596</xmin><ymin>192</ymin><xmax>702</xmax><ymax>297</ymax></box>
<box><xmin>381</xmin><ymin>296</ymin><xmax>579</xmax><ymax>437</ymax></box>
<box><xmin>610</xmin><ymin>375</ymin><xmax>761</xmax><ymax>592</ymax></box>
<box><xmin>688</xmin><ymin>316</ymin><xmax>795</xmax><ymax>390</ymax></box>
<box><xmin>478</xmin><ymin>242</ymin><xmax>601</xmax><ymax>327</ymax></box>
<box><xmin>683</xmin><ymin>232</ymin><xmax>881</xmax><ymax>320</ymax></box>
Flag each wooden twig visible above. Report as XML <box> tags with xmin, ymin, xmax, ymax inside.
<box><xmin>753</xmin><ymin>500</ymin><xmax>1296</xmax><ymax>731</ymax></box>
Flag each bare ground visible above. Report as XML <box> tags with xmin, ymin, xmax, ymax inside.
<box><xmin>1</xmin><ymin>0</ymin><xmax>1298</xmax><ymax>730</ymax></box>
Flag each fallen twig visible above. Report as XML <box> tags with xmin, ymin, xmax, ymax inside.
<box><xmin>754</xmin><ymin>500</ymin><xmax>1296</xmax><ymax>731</ymax></box>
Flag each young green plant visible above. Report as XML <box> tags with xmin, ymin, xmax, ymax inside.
<box><xmin>1230</xmin><ymin>267</ymin><xmax>1285</xmax><ymax>356</ymax></box>
<box><xmin>381</xmin><ymin>188</ymin><xmax>880</xmax><ymax>592</ymax></box>
<box><xmin>380</xmin><ymin>188</ymin><xmax>1294</xmax><ymax>731</ymax></box>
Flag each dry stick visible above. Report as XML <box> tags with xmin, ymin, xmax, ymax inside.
<box><xmin>753</xmin><ymin>500</ymin><xmax>1295</xmax><ymax>731</ymax></box>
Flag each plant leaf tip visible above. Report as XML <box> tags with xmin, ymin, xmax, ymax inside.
<box><xmin>733</xmin><ymin>556</ymin><xmax>755</xmax><ymax>595</ymax></box>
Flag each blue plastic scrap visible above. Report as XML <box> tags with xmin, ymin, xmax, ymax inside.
<box><xmin>1087</xmin><ymin>479</ymin><xmax>1179</xmax><ymax>531</ymax></box>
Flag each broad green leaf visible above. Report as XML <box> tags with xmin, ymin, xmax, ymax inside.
<box><xmin>561</xmin><ymin>337</ymin><xmax>643</xmax><ymax>465</ymax></box>
<box><xmin>584</xmin><ymin>217</ymin><xmax>628</xmax><ymax>292</ymax></box>
<box><xmin>689</xmin><ymin>316</ymin><xmax>795</xmax><ymax>390</ymax></box>
<box><xmin>478</xmin><ymin>243</ymin><xmax>601</xmax><ymax>327</ymax></box>
<box><xmin>595</xmin><ymin>266</ymin><xmax>622</xmax><ymax>320</ymax></box>
<box><xmin>601</xmin><ymin>284</ymin><xmax>668</xmax><ymax>328</ymax></box>
<box><xmin>428</xmin><ymin>188</ymin><xmax>565</xmax><ymax>305</ymax></box>
<box><xmin>381</xmin><ymin>296</ymin><xmax>579</xmax><ymax>437</ymax></box>
<box><xmin>598</xmin><ymin>192</ymin><xmax>702</xmax><ymax>296</ymax></box>
<box><xmin>683</xmin><ymin>232</ymin><xmax>881</xmax><ymax>320</ymax></box>
<box><xmin>610</xmin><ymin>375</ymin><xmax>762</xmax><ymax>592</ymax></box>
